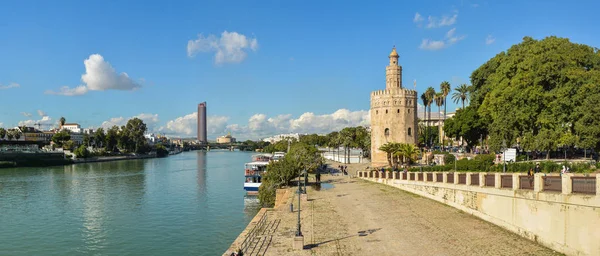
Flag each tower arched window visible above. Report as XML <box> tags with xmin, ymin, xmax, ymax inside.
<box><xmin>408</xmin><ymin>109</ymin><xmax>411</xmax><ymax>113</ymax></box>
<box><xmin>397</xmin><ymin>109</ymin><xmax>400</xmax><ymax>113</ymax></box>
<box><xmin>386</xmin><ymin>109</ymin><xmax>388</xmax><ymax>114</ymax></box>
<box><xmin>384</xmin><ymin>128</ymin><xmax>390</xmax><ymax>137</ymax></box>
<box><xmin>408</xmin><ymin>128</ymin><xmax>412</xmax><ymax>136</ymax></box>
<box><xmin>376</xmin><ymin>110</ymin><xmax>378</xmax><ymax>114</ymax></box>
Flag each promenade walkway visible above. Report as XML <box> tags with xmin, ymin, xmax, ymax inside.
<box><xmin>264</xmin><ymin>163</ymin><xmax>562</xmax><ymax>256</ymax></box>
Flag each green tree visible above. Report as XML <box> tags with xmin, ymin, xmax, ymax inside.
<box><xmin>94</xmin><ymin>128</ymin><xmax>105</xmax><ymax>148</ymax></box>
<box><xmin>0</xmin><ymin>128</ymin><xmax>6</xmax><ymax>140</ymax></box>
<box><xmin>63</xmin><ymin>140</ymin><xmax>75</xmax><ymax>151</ymax></box>
<box><xmin>452</xmin><ymin>84</ymin><xmax>470</xmax><ymax>109</ymax></box>
<box><xmin>420</xmin><ymin>93</ymin><xmax>429</xmax><ymax>147</ymax></box>
<box><xmin>51</xmin><ymin>130</ymin><xmax>71</xmax><ymax>147</ymax></box>
<box><xmin>440</xmin><ymin>81</ymin><xmax>451</xmax><ymax>123</ymax></box>
<box><xmin>425</xmin><ymin>87</ymin><xmax>436</xmax><ymax>147</ymax></box>
<box><xmin>105</xmin><ymin>125</ymin><xmax>120</xmax><ymax>152</ymax></box>
<box><xmin>59</xmin><ymin>117</ymin><xmax>66</xmax><ymax>128</ymax></box>
<box><xmin>83</xmin><ymin>134</ymin><xmax>91</xmax><ymax>147</ymax></box>
<box><xmin>471</xmin><ymin>36</ymin><xmax>600</xmax><ymax>153</ymax></box>
<box><xmin>74</xmin><ymin>145</ymin><xmax>90</xmax><ymax>158</ymax></box>
<box><xmin>155</xmin><ymin>144</ymin><xmax>169</xmax><ymax>157</ymax></box>
<box><xmin>443</xmin><ymin>106</ymin><xmax>486</xmax><ymax>152</ymax></box>
<box><xmin>13</xmin><ymin>129</ymin><xmax>21</xmax><ymax>140</ymax></box>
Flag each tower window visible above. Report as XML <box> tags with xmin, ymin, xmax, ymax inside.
<box><xmin>408</xmin><ymin>128</ymin><xmax>412</xmax><ymax>136</ymax></box>
<box><xmin>386</xmin><ymin>109</ymin><xmax>388</xmax><ymax>114</ymax></box>
<box><xmin>376</xmin><ymin>110</ymin><xmax>378</xmax><ymax>114</ymax></box>
<box><xmin>397</xmin><ymin>109</ymin><xmax>400</xmax><ymax>113</ymax></box>
<box><xmin>408</xmin><ymin>109</ymin><xmax>411</xmax><ymax>113</ymax></box>
<box><xmin>384</xmin><ymin>128</ymin><xmax>390</xmax><ymax>137</ymax></box>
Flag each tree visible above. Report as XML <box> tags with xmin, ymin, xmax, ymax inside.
<box><xmin>378</xmin><ymin>143</ymin><xmax>394</xmax><ymax>167</ymax></box>
<box><xmin>94</xmin><ymin>128</ymin><xmax>105</xmax><ymax>148</ymax></box>
<box><xmin>6</xmin><ymin>130</ymin><xmax>14</xmax><ymax>141</ymax></box>
<box><xmin>452</xmin><ymin>84</ymin><xmax>470</xmax><ymax>109</ymax></box>
<box><xmin>396</xmin><ymin>143</ymin><xmax>420</xmax><ymax>167</ymax></box>
<box><xmin>59</xmin><ymin>117</ymin><xmax>66</xmax><ymax>128</ymax></box>
<box><xmin>83</xmin><ymin>134</ymin><xmax>91</xmax><ymax>147</ymax></box>
<box><xmin>0</xmin><ymin>128</ymin><xmax>6</xmax><ymax>140</ymax></box>
<box><xmin>155</xmin><ymin>144</ymin><xmax>169</xmax><ymax>157</ymax></box>
<box><xmin>13</xmin><ymin>130</ymin><xmax>21</xmax><ymax>141</ymax></box>
<box><xmin>434</xmin><ymin>93</ymin><xmax>444</xmax><ymax>144</ymax></box>
<box><xmin>105</xmin><ymin>125</ymin><xmax>120</xmax><ymax>152</ymax></box>
<box><xmin>425</xmin><ymin>87</ymin><xmax>436</xmax><ymax>147</ymax></box>
<box><xmin>471</xmin><ymin>36</ymin><xmax>600</xmax><ymax>152</ymax></box>
<box><xmin>440</xmin><ymin>81</ymin><xmax>451</xmax><ymax>123</ymax></box>
<box><xmin>51</xmin><ymin>130</ymin><xmax>71</xmax><ymax>147</ymax></box>
<box><xmin>74</xmin><ymin>145</ymin><xmax>90</xmax><ymax>158</ymax></box>
<box><xmin>443</xmin><ymin>106</ymin><xmax>487</xmax><ymax>152</ymax></box>
<box><xmin>420</xmin><ymin>93</ymin><xmax>429</xmax><ymax>147</ymax></box>
<box><xmin>63</xmin><ymin>140</ymin><xmax>75</xmax><ymax>151</ymax></box>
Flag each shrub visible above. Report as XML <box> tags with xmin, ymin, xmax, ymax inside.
<box><xmin>74</xmin><ymin>145</ymin><xmax>90</xmax><ymax>158</ymax></box>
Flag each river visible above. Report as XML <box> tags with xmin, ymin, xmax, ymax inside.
<box><xmin>0</xmin><ymin>150</ymin><xmax>260</xmax><ymax>255</ymax></box>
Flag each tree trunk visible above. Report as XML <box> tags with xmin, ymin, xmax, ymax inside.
<box><xmin>546</xmin><ymin>151</ymin><xmax>550</xmax><ymax>160</ymax></box>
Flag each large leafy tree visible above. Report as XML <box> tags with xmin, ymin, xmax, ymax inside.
<box><xmin>443</xmin><ymin>106</ymin><xmax>487</xmax><ymax>152</ymax></box>
<box><xmin>94</xmin><ymin>128</ymin><xmax>106</xmax><ymax>148</ymax></box>
<box><xmin>471</xmin><ymin>36</ymin><xmax>600</xmax><ymax>153</ymax></box>
<box><xmin>0</xmin><ymin>128</ymin><xmax>6</xmax><ymax>140</ymax></box>
<box><xmin>51</xmin><ymin>130</ymin><xmax>71</xmax><ymax>147</ymax></box>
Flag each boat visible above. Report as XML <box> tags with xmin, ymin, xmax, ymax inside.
<box><xmin>243</xmin><ymin>159</ymin><xmax>270</xmax><ymax>194</ymax></box>
<box><xmin>252</xmin><ymin>153</ymin><xmax>273</xmax><ymax>162</ymax></box>
<box><xmin>272</xmin><ymin>152</ymin><xmax>286</xmax><ymax>161</ymax></box>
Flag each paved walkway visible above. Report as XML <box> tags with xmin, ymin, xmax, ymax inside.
<box><xmin>264</xmin><ymin>169</ymin><xmax>562</xmax><ymax>255</ymax></box>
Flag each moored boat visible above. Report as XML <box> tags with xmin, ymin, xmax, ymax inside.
<box><xmin>243</xmin><ymin>161</ymin><xmax>269</xmax><ymax>194</ymax></box>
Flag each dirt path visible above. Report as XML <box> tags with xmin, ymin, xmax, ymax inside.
<box><xmin>265</xmin><ymin>163</ymin><xmax>562</xmax><ymax>256</ymax></box>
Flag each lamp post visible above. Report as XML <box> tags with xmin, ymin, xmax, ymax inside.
<box><xmin>502</xmin><ymin>139</ymin><xmax>507</xmax><ymax>173</ymax></box>
<box><xmin>303</xmin><ymin>169</ymin><xmax>307</xmax><ymax>194</ymax></box>
<box><xmin>296</xmin><ymin>169</ymin><xmax>306</xmax><ymax>237</ymax></box>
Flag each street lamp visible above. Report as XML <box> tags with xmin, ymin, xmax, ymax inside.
<box><xmin>502</xmin><ymin>139</ymin><xmax>507</xmax><ymax>173</ymax></box>
<box><xmin>296</xmin><ymin>169</ymin><xmax>307</xmax><ymax>237</ymax></box>
<box><xmin>303</xmin><ymin>169</ymin><xmax>308</xmax><ymax>194</ymax></box>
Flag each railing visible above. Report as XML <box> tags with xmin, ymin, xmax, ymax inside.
<box><xmin>447</xmin><ymin>173</ymin><xmax>454</xmax><ymax>183</ymax></box>
<box><xmin>360</xmin><ymin>171</ymin><xmax>598</xmax><ymax>197</ymax></box>
<box><xmin>240</xmin><ymin>211</ymin><xmax>269</xmax><ymax>252</ymax></box>
<box><xmin>470</xmin><ymin>174</ymin><xmax>479</xmax><ymax>186</ymax></box>
<box><xmin>501</xmin><ymin>175</ymin><xmax>513</xmax><ymax>188</ymax></box>
<box><xmin>519</xmin><ymin>175</ymin><xmax>534</xmax><ymax>190</ymax></box>
<box><xmin>484</xmin><ymin>175</ymin><xmax>495</xmax><ymax>187</ymax></box>
<box><xmin>572</xmin><ymin>177</ymin><xmax>596</xmax><ymax>195</ymax></box>
<box><xmin>543</xmin><ymin>176</ymin><xmax>562</xmax><ymax>192</ymax></box>
<box><xmin>458</xmin><ymin>174</ymin><xmax>466</xmax><ymax>184</ymax></box>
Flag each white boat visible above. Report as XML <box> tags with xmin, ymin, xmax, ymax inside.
<box><xmin>272</xmin><ymin>152</ymin><xmax>286</xmax><ymax>161</ymax></box>
<box><xmin>244</xmin><ymin>160</ymin><xmax>269</xmax><ymax>194</ymax></box>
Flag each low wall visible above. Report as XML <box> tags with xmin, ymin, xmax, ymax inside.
<box><xmin>357</xmin><ymin>171</ymin><xmax>600</xmax><ymax>256</ymax></box>
<box><xmin>322</xmin><ymin>152</ymin><xmax>366</xmax><ymax>164</ymax></box>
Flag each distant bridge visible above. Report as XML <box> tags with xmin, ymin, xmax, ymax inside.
<box><xmin>184</xmin><ymin>143</ymin><xmax>257</xmax><ymax>152</ymax></box>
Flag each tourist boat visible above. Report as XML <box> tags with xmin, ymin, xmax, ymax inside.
<box><xmin>272</xmin><ymin>152</ymin><xmax>286</xmax><ymax>161</ymax></box>
<box><xmin>244</xmin><ymin>160</ymin><xmax>270</xmax><ymax>194</ymax></box>
<box><xmin>252</xmin><ymin>153</ymin><xmax>273</xmax><ymax>162</ymax></box>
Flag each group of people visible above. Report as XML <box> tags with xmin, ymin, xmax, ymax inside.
<box><xmin>338</xmin><ymin>165</ymin><xmax>348</xmax><ymax>175</ymax></box>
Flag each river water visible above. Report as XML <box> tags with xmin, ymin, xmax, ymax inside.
<box><xmin>0</xmin><ymin>151</ymin><xmax>260</xmax><ymax>255</ymax></box>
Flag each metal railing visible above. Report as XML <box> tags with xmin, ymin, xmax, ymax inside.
<box><xmin>240</xmin><ymin>211</ymin><xmax>269</xmax><ymax>252</ymax></box>
<box><xmin>572</xmin><ymin>177</ymin><xmax>596</xmax><ymax>195</ymax></box>
<box><xmin>501</xmin><ymin>175</ymin><xmax>513</xmax><ymax>188</ymax></box>
<box><xmin>519</xmin><ymin>176</ymin><xmax>534</xmax><ymax>190</ymax></box>
<box><xmin>470</xmin><ymin>174</ymin><xmax>480</xmax><ymax>186</ymax></box>
<box><xmin>543</xmin><ymin>176</ymin><xmax>562</xmax><ymax>192</ymax></box>
<box><xmin>458</xmin><ymin>174</ymin><xmax>466</xmax><ymax>184</ymax></box>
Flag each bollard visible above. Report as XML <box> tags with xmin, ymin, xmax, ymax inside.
<box><xmin>291</xmin><ymin>203</ymin><xmax>294</xmax><ymax>213</ymax></box>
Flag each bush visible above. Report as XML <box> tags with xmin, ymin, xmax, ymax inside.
<box><xmin>444</xmin><ymin>154</ymin><xmax>456</xmax><ymax>165</ymax></box>
<box><xmin>74</xmin><ymin>145</ymin><xmax>90</xmax><ymax>158</ymax></box>
<box><xmin>155</xmin><ymin>144</ymin><xmax>169</xmax><ymax>158</ymax></box>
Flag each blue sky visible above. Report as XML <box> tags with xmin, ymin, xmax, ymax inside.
<box><xmin>1</xmin><ymin>0</ymin><xmax>599</xmax><ymax>140</ymax></box>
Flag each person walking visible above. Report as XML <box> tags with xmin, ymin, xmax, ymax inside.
<box><xmin>534</xmin><ymin>162</ymin><xmax>541</xmax><ymax>173</ymax></box>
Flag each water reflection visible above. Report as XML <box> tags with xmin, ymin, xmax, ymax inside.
<box><xmin>197</xmin><ymin>151</ymin><xmax>207</xmax><ymax>193</ymax></box>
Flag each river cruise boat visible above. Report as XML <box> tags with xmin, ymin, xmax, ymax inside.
<box><xmin>244</xmin><ymin>160</ymin><xmax>270</xmax><ymax>194</ymax></box>
<box><xmin>272</xmin><ymin>152</ymin><xmax>286</xmax><ymax>161</ymax></box>
<box><xmin>252</xmin><ymin>153</ymin><xmax>273</xmax><ymax>162</ymax></box>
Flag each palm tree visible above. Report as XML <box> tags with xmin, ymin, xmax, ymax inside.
<box><xmin>420</xmin><ymin>93</ymin><xmax>429</xmax><ymax>147</ymax></box>
<box><xmin>379</xmin><ymin>143</ymin><xmax>394</xmax><ymax>167</ymax></box>
<box><xmin>13</xmin><ymin>130</ymin><xmax>21</xmax><ymax>141</ymax></box>
<box><xmin>59</xmin><ymin>117</ymin><xmax>66</xmax><ymax>129</ymax></box>
<box><xmin>440</xmin><ymin>81</ymin><xmax>451</xmax><ymax>122</ymax></box>
<box><xmin>425</xmin><ymin>87</ymin><xmax>436</xmax><ymax>147</ymax></box>
<box><xmin>452</xmin><ymin>84</ymin><xmax>470</xmax><ymax>109</ymax></box>
<box><xmin>6</xmin><ymin>130</ymin><xmax>14</xmax><ymax>141</ymax></box>
<box><xmin>398</xmin><ymin>143</ymin><xmax>420</xmax><ymax>167</ymax></box>
<box><xmin>434</xmin><ymin>93</ymin><xmax>444</xmax><ymax>145</ymax></box>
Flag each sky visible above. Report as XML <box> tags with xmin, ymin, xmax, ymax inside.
<box><xmin>1</xmin><ymin>0</ymin><xmax>599</xmax><ymax>140</ymax></box>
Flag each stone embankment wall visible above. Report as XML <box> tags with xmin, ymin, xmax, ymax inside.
<box><xmin>223</xmin><ymin>188</ymin><xmax>292</xmax><ymax>255</ymax></box>
<box><xmin>358</xmin><ymin>171</ymin><xmax>600</xmax><ymax>256</ymax></box>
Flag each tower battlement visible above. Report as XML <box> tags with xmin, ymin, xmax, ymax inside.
<box><xmin>370</xmin><ymin>88</ymin><xmax>417</xmax><ymax>97</ymax></box>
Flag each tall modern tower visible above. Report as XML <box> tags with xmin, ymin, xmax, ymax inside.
<box><xmin>197</xmin><ymin>102</ymin><xmax>207</xmax><ymax>143</ymax></box>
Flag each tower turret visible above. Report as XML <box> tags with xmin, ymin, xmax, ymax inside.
<box><xmin>386</xmin><ymin>46</ymin><xmax>402</xmax><ymax>89</ymax></box>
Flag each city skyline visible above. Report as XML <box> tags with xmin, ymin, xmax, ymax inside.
<box><xmin>1</xmin><ymin>1</ymin><xmax>600</xmax><ymax>140</ymax></box>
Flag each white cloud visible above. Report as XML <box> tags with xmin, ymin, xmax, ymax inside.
<box><xmin>0</xmin><ymin>123</ymin><xmax>3</xmax><ymax>128</ymax></box>
<box><xmin>426</xmin><ymin>14</ymin><xmax>458</xmax><ymax>28</ymax></box>
<box><xmin>0</xmin><ymin>82</ymin><xmax>20</xmax><ymax>90</ymax></box>
<box><xmin>419</xmin><ymin>28</ymin><xmax>465</xmax><ymax>51</ymax></box>
<box><xmin>45</xmin><ymin>54</ymin><xmax>141</xmax><ymax>96</ymax></box>
<box><xmin>18</xmin><ymin>116</ymin><xmax>53</xmax><ymax>128</ymax></box>
<box><xmin>419</xmin><ymin>39</ymin><xmax>446</xmax><ymax>50</ymax></box>
<box><xmin>485</xmin><ymin>35</ymin><xmax>496</xmax><ymax>45</ymax></box>
<box><xmin>187</xmin><ymin>31</ymin><xmax>259</xmax><ymax>64</ymax></box>
<box><xmin>101</xmin><ymin>113</ymin><xmax>160</xmax><ymax>131</ymax></box>
<box><xmin>37</xmin><ymin>110</ymin><xmax>47</xmax><ymax>117</ymax></box>
<box><xmin>21</xmin><ymin>112</ymin><xmax>32</xmax><ymax>117</ymax></box>
<box><xmin>413</xmin><ymin>12</ymin><xmax>424</xmax><ymax>23</ymax></box>
<box><xmin>160</xmin><ymin>109</ymin><xmax>370</xmax><ymax>140</ymax></box>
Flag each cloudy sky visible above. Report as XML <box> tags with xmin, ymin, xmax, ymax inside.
<box><xmin>1</xmin><ymin>0</ymin><xmax>599</xmax><ymax>140</ymax></box>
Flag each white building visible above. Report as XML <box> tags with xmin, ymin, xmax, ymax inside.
<box><xmin>262</xmin><ymin>133</ymin><xmax>305</xmax><ymax>143</ymax></box>
<box><xmin>144</xmin><ymin>133</ymin><xmax>158</xmax><ymax>145</ymax></box>
<box><xmin>62</xmin><ymin>123</ymin><xmax>82</xmax><ymax>133</ymax></box>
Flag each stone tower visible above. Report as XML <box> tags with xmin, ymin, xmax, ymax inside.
<box><xmin>370</xmin><ymin>47</ymin><xmax>418</xmax><ymax>167</ymax></box>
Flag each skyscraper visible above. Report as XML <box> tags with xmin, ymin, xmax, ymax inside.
<box><xmin>197</xmin><ymin>102</ymin><xmax>207</xmax><ymax>143</ymax></box>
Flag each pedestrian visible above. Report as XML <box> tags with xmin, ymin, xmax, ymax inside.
<box><xmin>527</xmin><ymin>167</ymin><xmax>534</xmax><ymax>187</ymax></box>
<box><xmin>534</xmin><ymin>162</ymin><xmax>541</xmax><ymax>173</ymax></box>
<box><xmin>316</xmin><ymin>172</ymin><xmax>321</xmax><ymax>183</ymax></box>
<box><xmin>560</xmin><ymin>165</ymin><xmax>566</xmax><ymax>175</ymax></box>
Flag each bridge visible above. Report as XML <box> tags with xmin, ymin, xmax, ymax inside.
<box><xmin>184</xmin><ymin>142</ymin><xmax>258</xmax><ymax>152</ymax></box>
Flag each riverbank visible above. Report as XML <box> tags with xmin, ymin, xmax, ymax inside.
<box><xmin>226</xmin><ymin>161</ymin><xmax>561</xmax><ymax>255</ymax></box>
